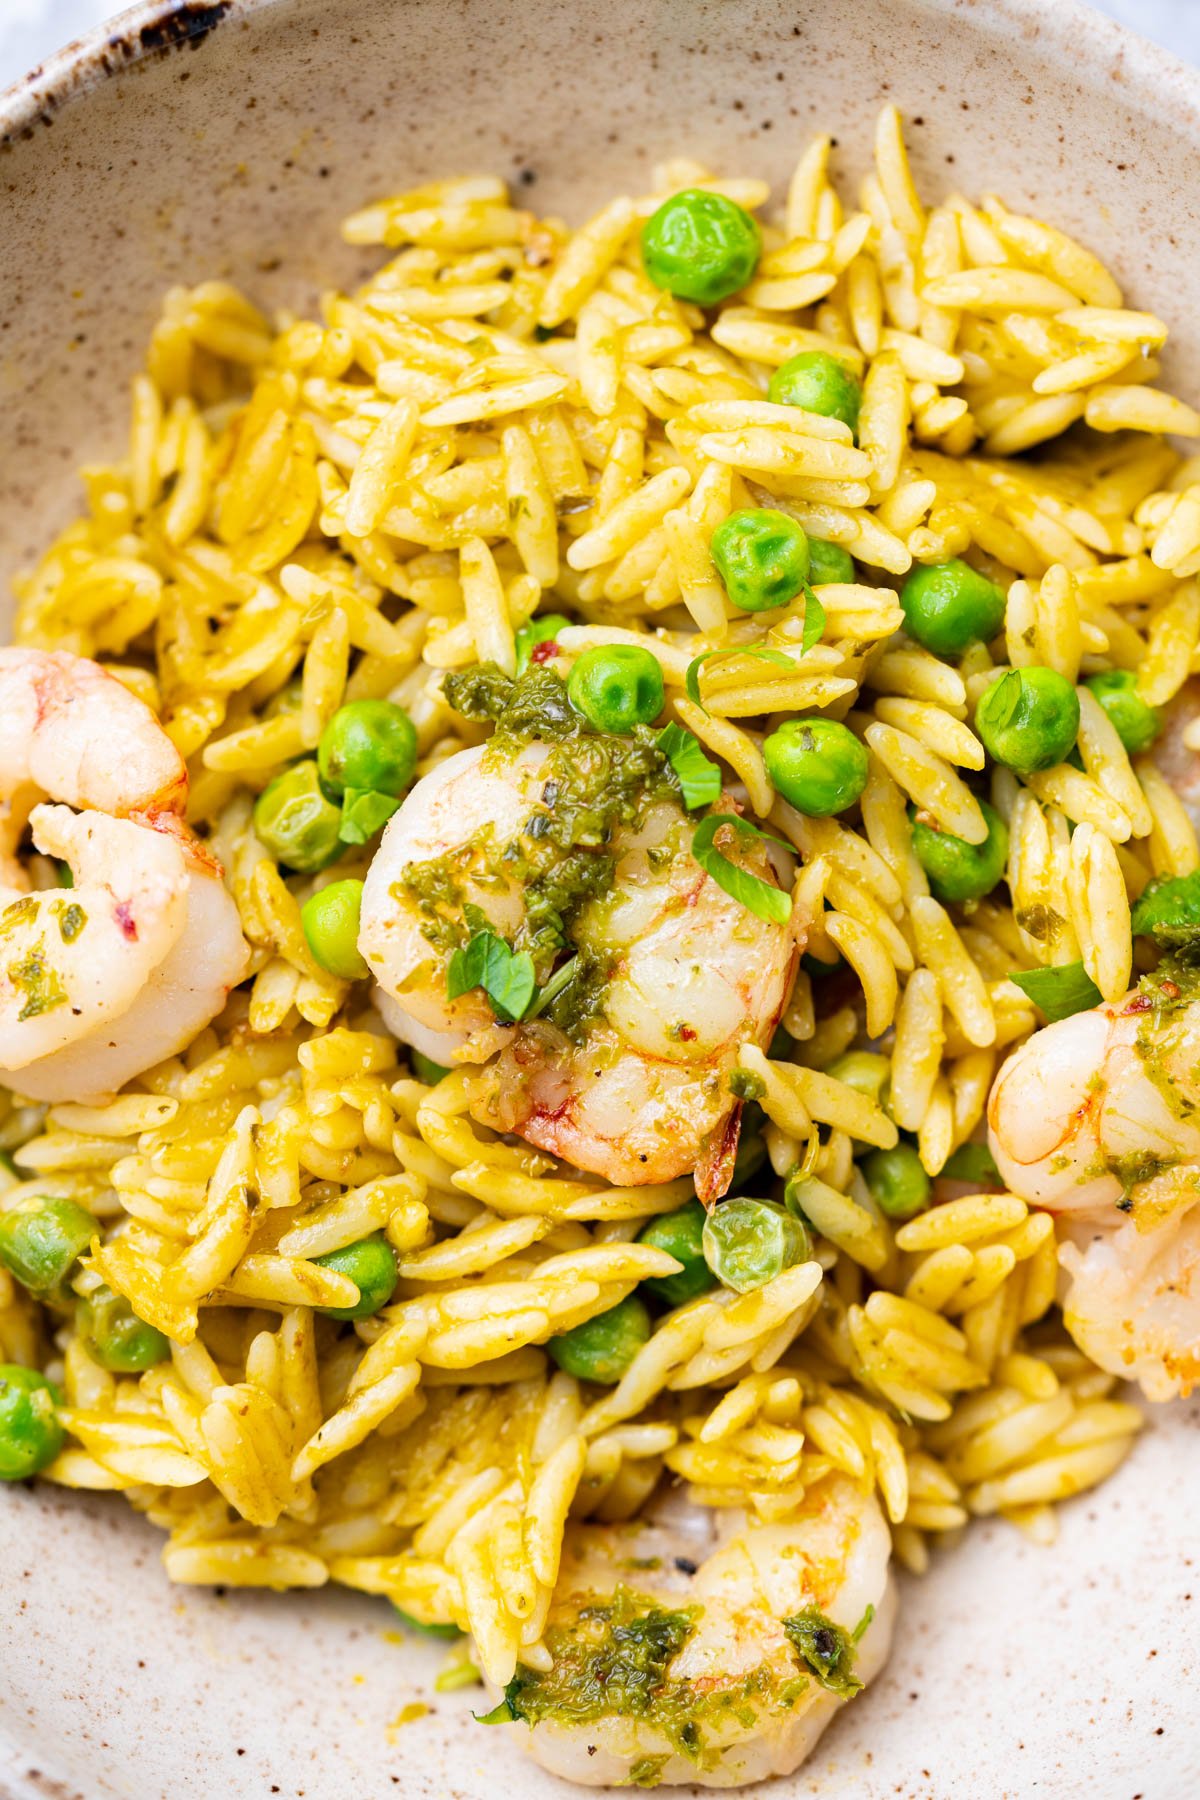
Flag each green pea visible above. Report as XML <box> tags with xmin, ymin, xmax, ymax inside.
<box><xmin>763</xmin><ymin>718</ymin><xmax>868</xmax><ymax>817</ymax></box>
<box><xmin>861</xmin><ymin>1142</ymin><xmax>931</xmax><ymax>1221</ymax></box>
<box><xmin>636</xmin><ymin>1200</ymin><xmax>717</xmax><ymax>1308</ymax></box>
<box><xmin>567</xmin><ymin>645</ymin><xmax>664</xmax><ymax>733</ymax></box>
<box><xmin>0</xmin><ymin>1366</ymin><xmax>63</xmax><ymax>1481</ymax></box>
<box><xmin>515</xmin><ymin>612</ymin><xmax>572</xmax><ymax>675</ymax></box>
<box><xmin>899</xmin><ymin>560</ymin><xmax>1006</xmax><ymax>657</ymax></box>
<box><xmin>824</xmin><ymin>1051</ymin><xmax>891</xmax><ymax>1108</ymax></box>
<box><xmin>314</xmin><ymin>1232</ymin><xmax>398</xmax><ymax>1320</ymax></box>
<box><xmin>393</xmin><ymin>1604</ymin><xmax>462</xmax><ymax>1640</ymax></box>
<box><xmin>711</xmin><ymin>508</ymin><xmax>810</xmax><ymax>613</ymax></box>
<box><xmin>410</xmin><ymin>1050</ymin><xmax>451</xmax><ymax>1085</ymax></box>
<box><xmin>1084</xmin><ymin>669</ymin><xmax>1163</xmax><ymax>755</ymax></box>
<box><xmin>318</xmin><ymin>700</ymin><xmax>418</xmax><ymax>799</ymax></box>
<box><xmin>768</xmin><ymin>352</ymin><xmax>863</xmax><ymax>437</ymax></box>
<box><xmin>547</xmin><ymin>1294</ymin><xmax>652</xmax><ymax>1384</ymax></box>
<box><xmin>0</xmin><ymin>1195</ymin><xmax>96</xmax><ymax>1303</ymax></box>
<box><xmin>702</xmin><ymin>1197</ymin><xmax>811</xmax><ymax>1295</ymax></box>
<box><xmin>79</xmin><ymin>1285</ymin><xmax>169</xmax><ymax>1373</ymax></box>
<box><xmin>640</xmin><ymin>189</ymin><xmax>761</xmax><ymax>306</ymax></box>
<box><xmin>910</xmin><ymin>800</ymin><xmax>1010</xmax><ymax>904</ymax></box>
<box><xmin>975</xmin><ymin>667</ymin><xmax>1080</xmax><ymax>775</ymax></box>
<box><xmin>301</xmin><ymin>879</ymin><xmax>369</xmax><ymax>981</ymax></box>
<box><xmin>254</xmin><ymin>761</ymin><xmax>344</xmax><ymax>874</ymax></box>
<box><xmin>806</xmin><ymin>538</ymin><xmax>856</xmax><ymax>586</ymax></box>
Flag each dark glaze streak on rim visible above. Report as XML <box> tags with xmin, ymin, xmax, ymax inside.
<box><xmin>0</xmin><ymin>0</ymin><xmax>238</xmax><ymax>149</ymax></box>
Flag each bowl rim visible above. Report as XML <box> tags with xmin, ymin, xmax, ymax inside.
<box><xmin>1</xmin><ymin>0</ymin><xmax>1199</xmax><ymax>147</ymax></box>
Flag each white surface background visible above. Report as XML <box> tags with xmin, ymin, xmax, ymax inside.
<box><xmin>2</xmin><ymin>0</ymin><xmax>1200</xmax><ymax>88</ymax></box>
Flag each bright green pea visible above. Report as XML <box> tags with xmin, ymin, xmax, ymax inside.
<box><xmin>547</xmin><ymin>1294</ymin><xmax>652</xmax><ymax>1384</ymax></box>
<box><xmin>861</xmin><ymin>1142</ymin><xmax>931</xmax><ymax>1221</ymax></box>
<box><xmin>567</xmin><ymin>644</ymin><xmax>665</xmax><ymax>733</ymax></box>
<box><xmin>702</xmin><ymin>1197</ymin><xmax>811</xmax><ymax>1295</ymax></box>
<box><xmin>899</xmin><ymin>559</ymin><xmax>1006</xmax><ymax>657</ymax></box>
<box><xmin>637</xmin><ymin>1200</ymin><xmax>717</xmax><ymax>1307</ymax></box>
<box><xmin>301</xmin><ymin>879</ymin><xmax>369</xmax><ymax>981</ymax></box>
<box><xmin>0</xmin><ymin>1196</ymin><xmax>96</xmax><ymax>1303</ymax></box>
<box><xmin>976</xmin><ymin>666</ymin><xmax>1080</xmax><ymax>775</ymax></box>
<box><xmin>768</xmin><ymin>352</ymin><xmax>863</xmax><ymax>437</ymax></box>
<box><xmin>806</xmin><ymin>537</ymin><xmax>856</xmax><ymax>585</ymax></box>
<box><xmin>318</xmin><ymin>699</ymin><xmax>418</xmax><ymax>800</ymax></box>
<box><xmin>763</xmin><ymin>718</ymin><xmax>868</xmax><ymax>817</ymax></box>
<box><xmin>711</xmin><ymin>508</ymin><xmax>810</xmax><ymax>613</ymax></box>
<box><xmin>314</xmin><ymin>1232</ymin><xmax>398</xmax><ymax>1320</ymax></box>
<box><xmin>640</xmin><ymin>189</ymin><xmax>761</xmax><ymax>306</ymax></box>
<box><xmin>393</xmin><ymin>1604</ymin><xmax>461</xmax><ymax>1640</ymax></box>
<box><xmin>910</xmin><ymin>800</ymin><xmax>1010</xmax><ymax>904</ymax></box>
<box><xmin>1084</xmin><ymin>669</ymin><xmax>1163</xmax><ymax>755</ymax></box>
<box><xmin>0</xmin><ymin>1366</ymin><xmax>63</xmax><ymax>1481</ymax></box>
<box><xmin>515</xmin><ymin>613</ymin><xmax>572</xmax><ymax>675</ymax></box>
<box><xmin>254</xmin><ymin>761</ymin><xmax>344</xmax><ymax>873</ymax></box>
<box><xmin>410</xmin><ymin>1050</ymin><xmax>451</xmax><ymax>1085</ymax></box>
<box><xmin>824</xmin><ymin>1051</ymin><xmax>891</xmax><ymax>1108</ymax></box>
<box><xmin>79</xmin><ymin>1285</ymin><xmax>169</xmax><ymax>1373</ymax></box>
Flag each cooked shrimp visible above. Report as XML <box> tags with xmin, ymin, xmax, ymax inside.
<box><xmin>360</xmin><ymin>730</ymin><xmax>801</xmax><ymax>1195</ymax></box>
<box><xmin>0</xmin><ymin>648</ymin><xmax>248</xmax><ymax>1103</ymax></box>
<box><xmin>987</xmin><ymin>983</ymin><xmax>1200</xmax><ymax>1398</ymax></box>
<box><xmin>0</xmin><ymin>648</ymin><xmax>187</xmax><ymax>878</ymax></box>
<box><xmin>497</xmin><ymin>1473</ymin><xmax>895</xmax><ymax>1788</ymax></box>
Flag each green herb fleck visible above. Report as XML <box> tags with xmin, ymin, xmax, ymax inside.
<box><xmin>782</xmin><ymin>1606</ymin><xmax>862</xmax><ymax>1699</ymax></box>
<box><xmin>54</xmin><ymin>902</ymin><xmax>87</xmax><ymax>945</ymax></box>
<box><xmin>8</xmin><ymin>949</ymin><xmax>68</xmax><ymax>1022</ymax></box>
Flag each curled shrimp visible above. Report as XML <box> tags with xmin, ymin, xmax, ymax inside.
<box><xmin>494</xmin><ymin>1474</ymin><xmax>895</xmax><ymax>1788</ymax></box>
<box><xmin>0</xmin><ymin>648</ymin><xmax>248</xmax><ymax>1103</ymax></box>
<box><xmin>360</xmin><ymin>731</ymin><xmax>801</xmax><ymax>1195</ymax></box>
<box><xmin>987</xmin><ymin>983</ymin><xmax>1200</xmax><ymax>1399</ymax></box>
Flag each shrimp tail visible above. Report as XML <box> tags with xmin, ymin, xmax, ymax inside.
<box><xmin>696</xmin><ymin>1102</ymin><xmax>743</xmax><ymax>1204</ymax></box>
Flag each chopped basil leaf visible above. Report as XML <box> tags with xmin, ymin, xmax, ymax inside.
<box><xmin>474</xmin><ymin>1699</ymin><xmax>514</xmax><ymax>1724</ymax></box>
<box><xmin>657</xmin><ymin>722</ymin><xmax>722</xmax><ymax>810</ymax></box>
<box><xmin>447</xmin><ymin>929</ymin><xmax>538</xmax><ymax>1023</ymax></box>
<box><xmin>339</xmin><ymin>786</ymin><xmax>401</xmax><ymax>845</ymax></box>
<box><xmin>1009</xmin><ymin>961</ymin><xmax>1102</xmax><ymax>1022</ymax></box>
<box><xmin>527</xmin><ymin>954</ymin><xmax>578</xmax><ymax>1018</ymax></box>
<box><xmin>691</xmin><ymin>814</ymin><xmax>792</xmax><ymax>925</ymax></box>
<box><xmin>684</xmin><ymin>645</ymin><xmax>793</xmax><ymax>710</ymax></box>
<box><xmin>799</xmin><ymin>579</ymin><xmax>826</xmax><ymax>655</ymax></box>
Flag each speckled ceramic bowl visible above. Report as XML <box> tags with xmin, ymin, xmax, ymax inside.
<box><xmin>1</xmin><ymin>3</ymin><xmax>1199</xmax><ymax>1796</ymax></box>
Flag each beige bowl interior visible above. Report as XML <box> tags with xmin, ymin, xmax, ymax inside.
<box><xmin>1</xmin><ymin>1</ymin><xmax>1199</xmax><ymax>1794</ymax></box>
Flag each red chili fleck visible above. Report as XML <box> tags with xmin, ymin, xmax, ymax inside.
<box><xmin>530</xmin><ymin>639</ymin><xmax>560</xmax><ymax>664</ymax></box>
<box><xmin>114</xmin><ymin>902</ymin><xmax>138</xmax><ymax>942</ymax></box>
<box><xmin>678</xmin><ymin>1025</ymin><xmax>697</xmax><ymax>1042</ymax></box>
<box><xmin>1162</xmin><ymin>980</ymin><xmax>1181</xmax><ymax>999</ymax></box>
<box><xmin>1124</xmin><ymin>994</ymin><xmax>1151</xmax><ymax>1014</ymax></box>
